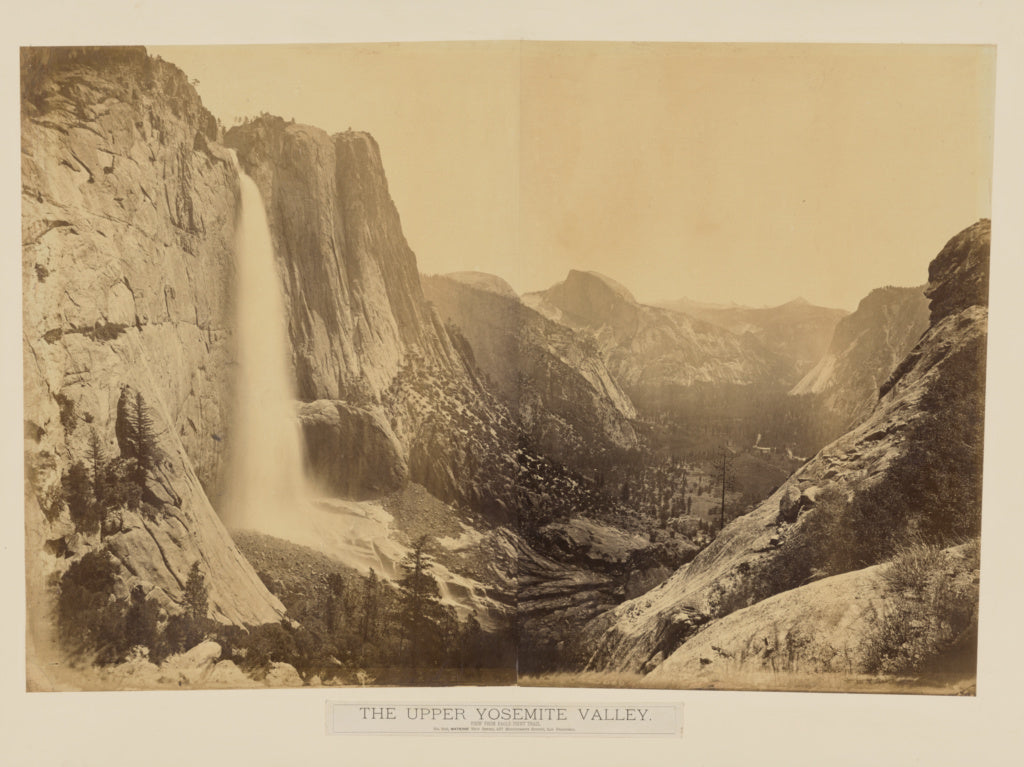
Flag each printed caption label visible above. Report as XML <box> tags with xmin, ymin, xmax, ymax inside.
<box><xmin>327</xmin><ymin>702</ymin><xmax>683</xmax><ymax>736</ymax></box>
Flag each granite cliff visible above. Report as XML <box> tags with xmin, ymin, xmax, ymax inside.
<box><xmin>21</xmin><ymin>47</ymin><xmax>285</xmax><ymax>645</ymax></box>
<box><xmin>224</xmin><ymin>118</ymin><xmax>458</xmax><ymax>403</ymax></box>
<box><xmin>791</xmin><ymin>286</ymin><xmax>930</xmax><ymax>426</ymax></box>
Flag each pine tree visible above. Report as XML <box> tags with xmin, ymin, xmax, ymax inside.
<box><xmin>127</xmin><ymin>390</ymin><xmax>157</xmax><ymax>484</ymax></box>
<box><xmin>360</xmin><ymin>569</ymin><xmax>379</xmax><ymax>645</ymax></box>
<box><xmin>325</xmin><ymin>572</ymin><xmax>345</xmax><ymax>634</ymax></box>
<box><xmin>458</xmin><ymin>612</ymin><xmax>483</xmax><ymax>671</ymax></box>
<box><xmin>397</xmin><ymin>535</ymin><xmax>443</xmax><ymax>675</ymax></box>
<box><xmin>711</xmin><ymin>447</ymin><xmax>735</xmax><ymax>532</ymax></box>
<box><xmin>182</xmin><ymin>561</ymin><xmax>208</xmax><ymax>623</ymax></box>
<box><xmin>87</xmin><ymin>428</ymin><xmax>106</xmax><ymax>506</ymax></box>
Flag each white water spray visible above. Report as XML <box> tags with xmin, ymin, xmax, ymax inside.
<box><xmin>217</xmin><ymin>159</ymin><xmax>498</xmax><ymax>625</ymax></box>
<box><xmin>223</xmin><ymin>158</ymin><xmax>309</xmax><ymax>535</ymax></box>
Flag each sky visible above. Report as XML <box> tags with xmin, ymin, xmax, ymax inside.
<box><xmin>152</xmin><ymin>42</ymin><xmax>994</xmax><ymax>310</ymax></box>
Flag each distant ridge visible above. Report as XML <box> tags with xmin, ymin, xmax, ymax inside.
<box><xmin>522</xmin><ymin>270</ymin><xmax>787</xmax><ymax>406</ymax></box>
<box><xmin>439</xmin><ymin>271</ymin><xmax>519</xmax><ymax>300</ymax></box>
<box><xmin>657</xmin><ymin>295</ymin><xmax>848</xmax><ymax>379</ymax></box>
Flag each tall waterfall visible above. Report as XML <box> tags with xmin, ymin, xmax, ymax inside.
<box><xmin>223</xmin><ymin>160</ymin><xmax>309</xmax><ymax>535</ymax></box>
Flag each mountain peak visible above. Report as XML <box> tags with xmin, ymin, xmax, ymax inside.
<box><xmin>442</xmin><ymin>271</ymin><xmax>518</xmax><ymax>300</ymax></box>
<box><xmin>562</xmin><ymin>269</ymin><xmax>637</xmax><ymax>305</ymax></box>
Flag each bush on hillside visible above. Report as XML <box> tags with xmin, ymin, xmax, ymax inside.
<box><xmin>57</xmin><ymin>550</ymin><xmax>126</xmax><ymax>663</ymax></box>
<box><xmin>861</xmin><ymin>541</ymin><xmax>979</xmax><ymax>675</ymax></box>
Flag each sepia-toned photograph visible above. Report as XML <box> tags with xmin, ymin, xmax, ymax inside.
<box><xmin>22</xmin><ymin>41</ymin><xmax>993</xmax><ymax>695</ymax></box>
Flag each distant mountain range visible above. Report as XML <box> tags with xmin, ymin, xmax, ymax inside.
<box><xmin>522</xmin><ymin>270</ymin><xmax>790</xmax><ymax>410</ymax></box>
<box><xmin>657</xmin><ymin>295</ymin><xmax>848</xmax><ymax>379</ymax></box>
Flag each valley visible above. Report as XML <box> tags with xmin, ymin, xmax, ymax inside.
<box><xmin>21</xmin><ymin>46</ymin><xmax>987</xmax><ymax>693</ymax></box>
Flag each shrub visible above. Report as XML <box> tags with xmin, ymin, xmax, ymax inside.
<box><xmin>157</xmin><ymin>613</ymin><xmax>211</xmax><ymax>661</ymax></box>
<box><xmin>57</xmin><ymin>550</ymin><xmax>126</xmax><ymax>663</ymax></box>
<box><xmin>881</xmin><ymin>541</ymin><xmax>946</xmax><ymax>596</ymax></box>
<box><xmin>56</xmin><ymin>393</ymin><xmax>77</xmax><ymax>433</ymax></box>
<box><xmin>124</xmin><ymin>584</ymin><xmax>162</xmax><ymax>652</ymax></box>
<box><xmin>861</xmin><ymin>543</ymin><xmax>979</xmax><ymax>675</ymax></box>
<box><xmin>61</xmin><ymin>460</ymin><xmax>103</xmax><ymax>534</ymax></box>
<box><xmin>237</xmin><ymin>622</ymin><xmax>297</xmax><ymax>674</ymax></box>
<box><xmin>100</xmin><ymin>457</ymin><xmax>143</xmax><ymax>510</ymax></box>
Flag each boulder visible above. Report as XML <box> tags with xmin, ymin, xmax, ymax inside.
<box><xmin>158</xmin><ymin>641</ymin><xmax>222</xmax><ymax>686</ymax></box>
<box><xmin>207</xmin><ymin>660</ymin><xmax>253</xmax><ymax>688</ymax></box>
<box><xmin>299</xmin><ymin>400</ymin><xmax>408</xmax><ymax>498</ymax></box>
<box><xmin>777</xmin><ymin>486</ymin><xmax>802</xmax><ymax>523</ymax></box>
<box><xmin>265</xmin><ymin>662</ymin><xmax>304</xmax><ymax>688</ymax></box>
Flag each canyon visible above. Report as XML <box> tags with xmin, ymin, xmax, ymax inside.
<box><xmin>21</xmin><ymin>47</ymin><xmax>987</xmax><ymax>691</ymax></box>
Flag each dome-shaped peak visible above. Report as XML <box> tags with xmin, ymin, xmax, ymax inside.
<box><xmin>562</xmin><ymin>269</ymin><xmax>637</xmax><ymax>305</ymax></box>
<box><xmin>443</xmin><ymin>271</ymin><xmax>518</xmax><ymax>300</ymax></box>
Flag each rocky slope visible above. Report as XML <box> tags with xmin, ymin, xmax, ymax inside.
<box><xmin>524</xmin><ymin>270</ymin><xmax>788</xmax><ymax>411</ymax></box>
<box><xmin>791</xmin><ymin>286</ymin><xmax>930</xmax><ymax>426</ymax></box>
<box><xmin>645</xmin><ymin>542</ymin><xmax>978</xmax><ymax>680</ymax></box>
<box><xmin>661</xmin><ymin>297</ymin><xmax>848</xmax><ymax>381</ymax></box>
<box><xmin>422</xmin><ymin>272</ymin><xmax>638</xmax><ymax>464</ymax></box>
<box><xmin>22</xmin><ymin>48</ymin><xmax>285</xmax><ymax>632</ymax></box>
<box><xmin>580</xmin><ymin>219</ymin><xmax>989</xmax><ymax>676</ymax></box>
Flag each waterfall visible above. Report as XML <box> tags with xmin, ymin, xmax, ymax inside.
<box><xmin>223</xmin><ymin>158</ymin><xmax>309</xmax><ymax>535</ymax></box>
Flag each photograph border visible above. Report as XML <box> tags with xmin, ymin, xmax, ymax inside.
<box><xmin>4</xmin><ymin>2</ymin><xmax>1023</xmax><ymax>765</ymax></box>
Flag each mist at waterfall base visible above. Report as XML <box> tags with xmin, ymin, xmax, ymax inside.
<box><xmin>217</xmin><ymin>164</ymin><xmax>500</xmax><ymax>625</ymax></box>
<box><xmin>221</xmin><ymin>165</ymin><xmax>311</xmax><ymax>539</ymax></box>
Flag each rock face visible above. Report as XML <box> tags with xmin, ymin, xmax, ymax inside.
<box><xmin>925</xmin><ymin>219</ymin><xmax>990</xmax><ymax>324</ymax></box>
<box><xmin>580</xmin><ymin>220</ymin><xmax>989</xmax><ymax>675</ymax></box>
<box><xmin>422</xmin><ymin>272</ymin><xmax>638</xmax><ymax>463</ymax></box>
<box><xmin>661</xmin><ymin>296</ymin><xmax>849</xmax><ymax>382</ymax></box>
<box><xmin>647</xmin><ymin>543</ymin><xmax>979</xmax><ymax>679</ymax></box>
<box><xmin>224</xmin><ymin>118</ymin><xmax>459</xmax><ymax>404</ymax></box>
<box><xmin>524</xmin><ymin>270</ymin><xmax>787</xmax><ymax>411</ymax></box>
<box><xmin>223</xmin><ymin>117</ymin><xmax>510</xmax><ymax>512</ymax></box>
<box><xmin>791</xmin><ymin>286</ymin><xmax>930</xmax><ymax>426</ymax></box>
<box><xmin>647</xmin><ymin>563</ymin><xmax>890</xmax><ymax>677</ymax></box>
<box><xmin>298</xmin><ymin>399</ymin><xmax>408</xmax><ymax>499</ymax></box>
<box><xmin>22</xmin><ymin>48</ymin><xmax>285</xmax><ymax>632</ymax></box>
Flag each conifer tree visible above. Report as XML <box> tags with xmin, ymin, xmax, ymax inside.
<box><xmin>325</xmin><ymin>572</ymin><xmax>345</xmax><ymax>634</ymax></box>
<box><xmin>361</xmin><ymin>569</ymin><xmax>379</xmax><ymax>645</ymax></box>
<box><xmin>182</xmin><ymin>561</ymin><xmax>208</xmax><ymax>623</ymax></box>
<box><xmin>397</xmin><ymin>536</ymin><xmax>443</xmax><ymax>675</ymax></box>
<box><xmin>87</xmin><ymin>428</ymin><xmax>106</xmax><ymax>505</ymax></box>
<box><xmin>127</xmin><ymin>390</ymin><xmax>157</xmax><ymax>484</ymax></box>
<box><xmin>712</xmin><ymin>447</ymin><xmax>735</xmax><ymax>532</ymax></box>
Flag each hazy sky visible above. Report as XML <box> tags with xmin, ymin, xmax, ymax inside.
<box><xmin>152</xmin><ymin>42</ymin><xmax>994</xmax><ymax>310</ymax></box>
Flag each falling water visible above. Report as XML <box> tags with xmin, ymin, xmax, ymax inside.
<box><xmin>223</xmin><ymin>158</ymin><xmax>308</xmax><ymax>535</ymax></box>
